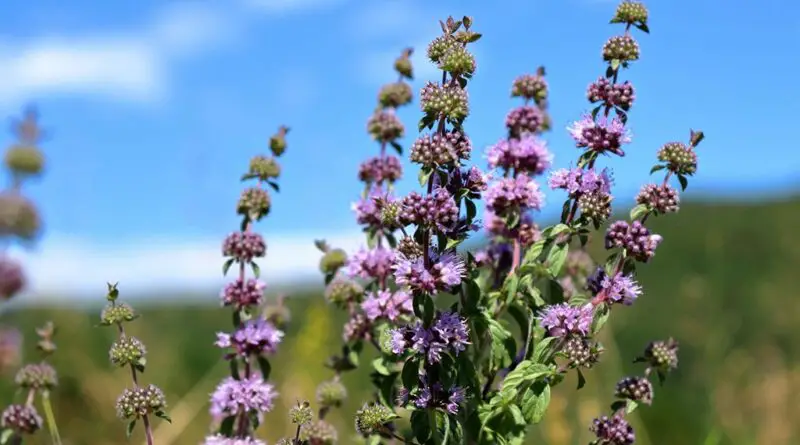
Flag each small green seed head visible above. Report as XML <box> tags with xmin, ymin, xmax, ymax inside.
<box><xmin>100</xmin><ymin>303</ymin><xmax>136</xmax><ymax>326</ymax></box>
<box><xmin>316</xmin><ymin>378</ymin><xmax>348</xmax><ymax>408</ymax></box>
<box><xmin>109</xmin><ymin>336</ymin><xmax>147</xmax><ymax>368</ymax></box>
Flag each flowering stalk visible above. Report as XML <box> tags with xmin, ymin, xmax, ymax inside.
<box><xmin>0</xmin><ymin>108</ymin><xmax>62</xmax><ymax>445</ymax></box>
<box><xmin>100</xmin><ymin>283</ymin><xmax>170</xmax><ymax>444</ymax></box>
<box><xmin>348</xmin><ymin>15</ymin><xmax>485</xmax><ymax>445</ymax></box>
<box><xmin>204</xmin><ymin>127</ymin><xmax>289</xmax><ymax>445</ymax></box>
<box><xmin>313</xmin><ymin>48</ymin><xmax>416</xmax><ymax>431</ymax></box>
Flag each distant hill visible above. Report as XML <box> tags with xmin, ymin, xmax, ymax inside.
<box><xmin>2</xmin><ymin>196</ymin><xmax>799</xmax><ymax>445</ymax></box>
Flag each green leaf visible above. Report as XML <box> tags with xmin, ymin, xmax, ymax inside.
<box><xmin>126</xmin><ymin>419</ymin><xmax>137</xmax><ymax>439</ymax></box>
<box><xmin>155</xmin><ymin>410</ymin><xmax>172</xmax><ymax>423</ymax></box>
<box><xmin>0</xmin><ymin>429</ymin><xmax>13</xmax><ymax>445</ymax></box>
<box><xmin>372</xmin><ymin>357</ymin><xmax>391</xmax><ymax>376</ymax></box>
<box><xmin>523</xmin><ymin>383</ymin><xmax>551</xmax><ymax>424</ymax></box>
<box><xmin>465</xmin><ymin>199</ymin><xmax>477</xmax><ymax>221</ymax></box>
<box><xmin>508</xmin><ymin>405</ymin><xmax>526</xmax><ymax>426</ymax></box>
<box><xmin>445</xmin><ymin>237</ymin><xmax>464</xmax><ymax>250</ymax></box>
<box><xmin>576</xmin><ymin>368</ymin><xmax>586</xmax><ymax>390</ymax></box>
<box><xmin>636</xmin><ymin>22</ymin><xmax>650</xmax><ymax>33</ymax></box>
<box><xmin>218</xmin><ymin>415</ymin><xmax>236</xmax><ymax>435</ymax></box>
<box><xmin>410</xmin><ymin>410</ymin><xmax>431</xmax><ymax>443</ymax></box>
<box><xmin>532</xmin><ymin>336</ymin><xmax>558</xmax><ymax>364</ymax></box>
<box><xmin>257</xmin><ymin>356</ymin><xmax>272</xmax><ymax>380</ymax></box>
<box><xmin>629</xmin><ymin>203</ymin><xmax>649</xmax><ymax>221</ymax></box>
<box><xmin>467</xmin><ymin>32</ymin><xmax>482</xmax><ymax>42</ymax></box>
<box><xmin>546</xmin><ymin>243</ymin><xmax>569</xmax><ymax>277</ymax></box>
<box><xmin>522</xmin><ymin>239</ymin><xmax>546</xmax><ymax>264</ymax></box>
<box><xmin>678</xmin><ymin>174</ymin><xmax>689</xmax><ymax>191</ymax></box>
<box><xmin>591</xmin><ymin>304</ymin><xmax>611</xmax><ymax>334</ymax></box>
<box><xmin>610</xmin><ymin>59</ymin><xmax>621</xmax><ymax>71</ymax></box>
<box><xmin>418</xmin><ymin>167</ymin><xmax>434</xmax><ymax>187</ymax></box>
<box><xmin>649</xmin><ymin>164</ymin><xmax>666</xmax><ymax>175</ymax></box>
<box><xmin>222</xmin><ymin>258</ymin><xmax>235</xmax><ymax>276</ymax></box>
<box><xmin>401</xmin><ymin>358</ymin><xmax>420</xmax><ymax>390</ymax></box>
<box><xmin>250</xmin><ymin>261</ymin><xmax>261</xmax><ymax>278</ymax></box>
<box><xmin>542</xmin><ymin>223</ymin><xmax>570</xmax><ymax>239</ymax></box>
<box><xmin>502</xmin><ymin>273</ymin><xmax>520</xmax><ymax>303</ymax></box>
<box><xmin>390</xmin><ymin>141</ymin><xmax>403</xmax><ymax>155</ymax></box>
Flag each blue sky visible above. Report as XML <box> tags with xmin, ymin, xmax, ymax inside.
<box><xmin>1</xmin><ymin>0</ymin><xmax>798</xmax><ymax>301</ymax></box>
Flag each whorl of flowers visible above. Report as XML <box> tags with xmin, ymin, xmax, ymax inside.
<box><xmin>205</xmin><ymin>126</ymin><xmax>290</xmax><ymax>443</ymax></box>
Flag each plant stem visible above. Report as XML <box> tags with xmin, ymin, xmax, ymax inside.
<box><xmin>40</xmin><ymin>391</ymin><xmax>63</xmax><ymax>445</ymax></box>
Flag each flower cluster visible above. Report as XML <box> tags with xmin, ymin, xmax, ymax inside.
<box><xmin>206</xmin><ymin>127</ymin><xmax>290</xmax><ymax>443</ymax></box>
<box><xmin>389</xmin><ymin>311</ymin><xmax>470</xmax><ymax>363</ymax></box>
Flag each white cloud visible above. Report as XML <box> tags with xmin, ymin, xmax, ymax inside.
<box><xmin>0</xmin><ymin>38</ymin><xmax>164</xmax><ymax>104</ymax></box>
<box><xmin>7</xmin><ymin>230</ymin><xmax>365</xmax><ymax>304</ymax></box>
<box><xmin>0</xmin><ymin>3</ymin><xmax>237</xmax><ymax>106</ymax></box>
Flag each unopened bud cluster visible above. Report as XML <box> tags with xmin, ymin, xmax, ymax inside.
<box><xmin>1</xmin><ymin>404</ymin><xmax>42</xmax><ymax>435</ymax></box>
<box><xmin>115</xmin><ymin>384</ymin><xmax>167</xmax><ymax>420</ymax></box>
<box><xmin>657</xmin><ymin>142</ymin><xmax>698</xmax><ymax>175</ymax></box>
<box><xmin>109</xmin><ymin>336</ymin><xmax>147</xmax><ymax>368</ymax></box>
<box><xmin>420</xmin><ymin>81</ymin><xmax>469</xmax><ymax>124</ymax></box>
<box><xmin>14</xmin><ymin>362</ymin><xmax>58</xmax><ymax>390</ymax></box>
<box><xmin>602</xmin><ymin>35</ymin><xmax>640</xmax><ymax>63</ymax></box>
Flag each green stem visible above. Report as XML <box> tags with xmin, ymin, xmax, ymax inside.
<box><xmin>40</xmin><ymin>391</ymin><xmax>62</xmax><ymax>445</ymax></box>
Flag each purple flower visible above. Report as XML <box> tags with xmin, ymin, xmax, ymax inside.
<box><xmin>586</xmin><ymin>269</ymin><xmax>642</xmax><ymax>305</ymax></box>
<box><xmin>485</xmin><ymin>175</ymin><xmax>545</xmax><ymax>215</ymax></box>
<box><xmin>215</xmin><ymin>318</ymin><xmax>284</xmax><ymax>357</ymax></box>
<box><xmin>399</xmin><ymin>188</ymin><xmax>459</xmax><ymax>230</ymax></box>
<box><xmin>591</xmin><ymin>414</ymin><xmax>635</xmax><ymax>445</ymax></box>
<box><xmin>604</xmin><ymin>220</ymin><xmax>662</xmax><ymax>262</ymax></box>
<box><xmin>220</xmin><ymin>278</ymin><xmax>265</xmax><ymax>309</ymax></box>
<box><xmin>209</xmin><ymin>375</ymin><xmax>277</xmax><ymax>419</ymax></box>
<box><xmin>393</xmin><ymin>251</ymin><xmax>466</xmax><ymax>294</ymax></box>
<box><xmin>567</xmin><ymin>114</ymin><xmax>632</xmax><ymax>156</ymax></box>
<box><xmin>358</xmin><ymin>155</ymin><xmax>403</xmax><ymax>185</ymax></box>
<box><xmin>360</xmin><ymin>289</ymin><xmax>413</xmax><ymax>321</ymax></box>
<box><xmin>548</xmin><ymin>167</ymin><xmax>613</xmax><ymax>197</ymax></box>
<box><xmin>222</xmin><ymin>232</ymin><xmax>266</xmax><ymax>263</ymax></box>
<box><xmin>352</xmin><ymin>191</ymin><xmax>396</xmax><ymax>229</ymax></box>
<box><xmin>389</xmin><ymin>311</ymin><xmax>470</xmax><ymax>363</ymax></box>
<box><xmin>505</xmin><ymin>105</ymin><xmax>544</xmax><ymax>137</ymax></box>
<box><xmin>405</xmin><ymin>381</ymin><xmax>466</xmax><ymax>414</ymax></box>
<box><xmin>486</xmin><ymin>135</ymin><xmax>553</xmax><ymax>175</ymax></box>
<box><xmin>346</xmin><ymin>246</ymin><xmax>396</xmax><ymax>282</ymax></box>
<box><xmin>538</xmin><ymin>303</ymin><xmax>594</xmax><ymax>338</ymax></box>
<box><xmin>203</xmin><ymin>435</ymin><xmax>266</xmax><ymax>445</ymax></box>
<box><xmin>446</xmin><ymin>386</ymin><xmax>466</xmax><ymax>414</ymax></box>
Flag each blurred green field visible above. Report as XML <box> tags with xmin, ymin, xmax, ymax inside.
<box><xmin>2</xmin><ymin>197</ymin><xmax>799</xmax><ymax>445</ymax></box>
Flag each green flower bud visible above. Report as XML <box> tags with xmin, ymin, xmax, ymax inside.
<box><xmin>115</xmin><ymin>384</ymin><xmax>167</xmax><ymax>420</ymax></box>
<box><xmin>316</xmin><ymin>378</ymin><xmax>348</xmax><ymax>408</ymax></box>
<box><xmin>4</xmin><ymin>145</ymin><xmax>44</xmax><ymax>177</ymax></box>
<box><xmin>289</xmin><ymin>401</ymin><xmax>313</xmax><ymax>425</ymax></box>
<box><xmin>354</xmin><ymin>403</ymin><xmax>397</xmax><ymax>435</ymax></box>
<box><xmin>319</xmin><ymin>249</ymin><xmax>347</xmax><ymax>275</ymax></box>
<box><xmin>299</xmin><ymin>420</ymin><xmax>338</xmax><ymax>445</ymax></box>
<box><xmin>100</xmin><ymin>303</ymin><xmax>137</xmax><ymax>326</ymax></box>
<box><xmin>109</xmin><ymin>336</ymin><xmax>147</xmax><ymax>368</ymax></box>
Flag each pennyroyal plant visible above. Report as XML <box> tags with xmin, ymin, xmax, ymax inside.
<box><xmin>311</xmin><ymin>2</ymin><xmax>703</xmax><ymax>444</ymax></box>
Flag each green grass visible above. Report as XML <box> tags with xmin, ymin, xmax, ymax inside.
<box><xmin>2</xmin><ymin>196</ymin><xmax>798</xmax><ymax>445</ymax></box>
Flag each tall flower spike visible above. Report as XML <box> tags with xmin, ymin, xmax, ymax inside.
<box><xmin>98</xmin><ymin>283</ymin><xmax>170</xmax><ymax>444</ymax></box>
<box><xmin>206</xmin><ymin>126</ymin><xmax>289</xmax><ymax>443</ymax></box>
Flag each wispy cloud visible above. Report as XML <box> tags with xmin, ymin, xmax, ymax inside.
<box><xmin>9</xmin><ymin>230</ymin><xmax>365</xmax><ymax>304</ymax></box>
<box><xmin>0</xmin><ymin>3</ymin><xmax>238</xmax><ymax>107</ymax></box>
